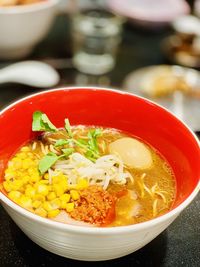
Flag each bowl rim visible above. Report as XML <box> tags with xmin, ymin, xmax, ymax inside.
<box><xmin>0</xmin><ymin>86</ymin><xmax>200</xmax><ymax>235</ymax></box>
<box><xmin>0</xmin><ymin>0</ymin><xmax>59</xmax><ymax>14</ymax></box>
<box><xmin>108</xmin><ymin>0</ymin><xmax>190</xmax><ymax>23</ymax></box>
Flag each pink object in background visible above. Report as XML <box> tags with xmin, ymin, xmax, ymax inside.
<box><xmin>108</xmin><ymin>0</ymin><xmax>190</xmax><ymax>28</ymax></box>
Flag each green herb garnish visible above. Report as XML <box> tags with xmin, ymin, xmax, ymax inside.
<box><xmin>38</xmin><ymin>152</ymin><xmax>58</xmax><ymax>175</ymax></box>
<box><xmin>32</xmin><ymin>111</ymin><xmax>57</xmax><ymax>132</ymax></box>
<box><xmin>88</xmin><ymin>129</ymin><xmax>101</xmax><ymax>150</ymax></box>
<box><xmin>77</xmin><ymin>138</ymin><xmax>88</xmax><ymax>145</ymax></box>
<box><xmin>61</xmin><ymin>148</ymin><xmax>74</xmax><ymax>157</ymax></box>
<box><xmin>39</xmin><ymin>148</ymin><xmax>75</xmax><ymax>175</ymax></box>
<box><xmin>33</xmin><ymin>111</ymin><xmax>104</xmax><ymax>174</ymax></box>
<box><xmin>85</xmin><ymin>150</ymin><xmax>96</xmax><ymax>162</ymax></box>
<box><xmin>65</xmin><ymin>118</ymin><xmax>73</xmax><ymax>137</ymax></box>
<box><xmin>54</xmin><ymin>139</ymin><xmax>69</xmax><ymax>147</ymax></box>
<box><xmin>61</xmin><ymin>128</ymin><xmax>103</xmax><ymax>160</ymax></box>
<box><xmin>87</xmin><ymin>128</ymin><xmax>102</xmax><ymax>158</ymax></box>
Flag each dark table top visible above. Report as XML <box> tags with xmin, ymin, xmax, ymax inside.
<box><xmin>0</xmin><ymin>14</ymin><xmax>200</xmax><ymax>267</ymax></box>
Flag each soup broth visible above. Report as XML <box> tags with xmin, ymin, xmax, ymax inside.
<box><xmin>1</xmin><ymin>111</ymin><xmax>176</xmax><ymax>227</ymax></box>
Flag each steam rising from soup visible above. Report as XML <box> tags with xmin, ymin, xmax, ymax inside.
<box><xmin>1</xmin><ymin>111</ymin><xmax>176</xmax><ymax>227</ymax></box>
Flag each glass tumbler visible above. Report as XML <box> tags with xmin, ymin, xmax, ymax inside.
<box><xmin>71</xmin><ymin>7</ymin><xmax>124</xmax><ymax>75</ymax></box>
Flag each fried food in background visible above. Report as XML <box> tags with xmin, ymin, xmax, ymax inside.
<box><xmin>141</xmin><ymin>66</ymin><xmax>192</xmax><ymax>97</ymax></box>
<box><xmin>0</xmin><ymin>0</ymin><xmax>44</xmax><ymax>6</ymax></box>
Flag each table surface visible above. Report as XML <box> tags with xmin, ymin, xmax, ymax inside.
<box><xmin>0</xmin><ymin>14</ymin><xmax>200</xmax><ymax>267</ymax></box>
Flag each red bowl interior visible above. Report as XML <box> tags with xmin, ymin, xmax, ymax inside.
<box><xmin>0</xmin><ymin>88</ymin><xmax>200</xmax><ymax>209</ymax></box>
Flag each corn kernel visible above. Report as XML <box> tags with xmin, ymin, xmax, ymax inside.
<box><xmin>61</xmin><ymin>174</ymin><xmax>68</xmax><ymax>181</ymax></box>
<box><xmin>44</xmin><ymin>173</ymin><xmax>49</xmax><ymax>180</ymax></box>
<box><xmin>36</xmin><ymin>184</ymin><xmax>49</xmax><ymax>196</ymax></box>
<box><xmin>4</xmin><ymin>169</ymin><xmax>15</xmax><ymax>179</ymax></box>
<box><xmin>76</xmin><ymin>179</ymin><xmax>88</xmax><ymax>190</ymax></box>
<box><xmin>19</xmin><ymin>188</ymin><xmax>26</xmax><ymax>194</ymax></box>
<box><xmin>35</xmin><ymin>207</ymin><xmax>47</xmax><ymax>217</ymax></box>
<box><xmin>19</xmin><ymin>196</ymin><xmax>32</xmax><ymax>209</ymax></box>
<box><xmin>53</xmin><ymin>184</ymin><xmax>65</xmax><ymax>197</ymax></box>
<box><xmin>34</xmin><ymin>160</ymin><xmax>39</xmax><ymax>166</ymax></box>
<box><xmin>3</xmin><ymin>181</ymin><xmax>12</xmax><ymax>192</ymax></box>
<box><xmin>52</xmin><ymin>174</ymin><xmax>67</xmax><ymax>184</ymax></box>
<box><xmin>26</xmin><ymin>184</ymin><xmax>32</xmax><ymax>189</ymax></box>
<box><xmin>60</xmin><ymin>194</ymin><xmax>70</xmax><ymax>203</ymax></box>
<box><xmin>12</xmin><ymin>157</ymin><xmax>21</xmax><ymax>162</ymax></box>
<box><xmin>22</xmin><ymin>158</ymin><xmax>33</xmax><ymax>169</ymax></box>
<box><xmin>13</xmin><ymin>159</ymin><xmax>22</xmax><ymax>169</ymax></box>
<box><xmin>70</xmin><ymin>190</ymin><xmax>80</xmax><ymax>201</ymax></box>
<box><xmin>8</xmin><ymin>191</ymin><xmax>21</xmax><ymax>201</ymax></box>
<box><xmin>5</xmin><ymin>180</ymin><xmax>23</xmax><ymax>191</ymax></box>
<box><xmin>32</xmin><ymin>200</ymin><xmax>42</xmax><ymax>209</ymax></box>
<box><xmin>60</xmin><ymin>193</ymin><xmax>70</xmax><ymax>209</ymax></box>
<box><xmin>50</xmin><ymin>198</ymin><xmax>61</xmax><ymax>209</ymax></box>
<box><xmin>29</xmin><ymin>174</ymin><xmax>40</xmax><ymax>183</ymax></box>
<box><xmin>27</xmin><ymin>152</ymin><xmax>35</xmax><ymax>158</ymax></box>
<box><xmin>33</xmin><ymin>194</ymin><xmax>45</xmax><ymax>202</ymax></box>
<box><xmin>28</xmin><ymin>168</ymin><xmax>36</xmax><ymax>175</ymax></box>
<box><xmin>52</xmin><ymin>175</ymin><xmax>61</xmax><ymax>184</ymax></box>
<box><xmin>47</xmin><ymin>192</ymin><xmax>57</xmax><ymax>201</ymax></box>
<box><xmin>47</xmin><ymin>209</ymin><xmax>60</xmax><ymax>218</ymax></box>
<box><xmin>60</xmin><ymin>181</ymin><xmax>68</xmax><ymax>191</ymax></box>
<box><xmin>20</xmin><ymin>146</ymin><xmax>30</xmax><ymax>152</ymax></box>
<box><xmin>66</xmin><ymin>202</ymin><xmax>74</xmax><ymax>213</ymax></box>
<box><xmin>60</xmin><ymin>200</ymin><xmax>67</xmax><ymax>209</ymax></box>
<box><xmin>25</xmin><ymin>187</ymin><xmax>36</xmax><ymax>198</ymax></box>
<box><xmin>17</xmin><ymin>152</ymin><xmax>27</xmax><ymax>159</ymax></box>
<box><xmin>68</xmin><ymin>184</ymin><xmax>77</xmax><ymax>190</ymax></box>
<box><xmin>28</xmin><ymin>168</ymin><xmax>41</xmax><ymax>179</ymax></box>
<box><xmin>14</xmin><ymin>180</ymin><xmax>24</xmax><ymax>190</ymax></box>
<box><xmin>5</xmin><ymin>175</ymin><xmax>13</xmax><ymax>181</ymax></box>
<box><xmin>43</xmin><ymin>201</ymin><xmax>53</xmax><ymax>212</ymax></box>
<box><xmin>39</xmin><ymin>180</ymin><xmax>49</xmax><ymax>185</ymax></box>
<box><xmin>22</xmin><ymin>175</ymin><xmax>30</xmax><ymax>184</ymax></box>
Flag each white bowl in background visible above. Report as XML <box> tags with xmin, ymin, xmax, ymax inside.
<box><xmin>0</xmin><ymin>0</ymin><xmax>59</xmax><ymax>59</ymax></box>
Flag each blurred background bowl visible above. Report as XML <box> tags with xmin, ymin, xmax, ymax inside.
<box><xmin>108</xmin><ymin>0</ymin><xmax>190</xmax><ymax>29</ymax></box>
<box><xmin>0</xmin><ymin>88</ymin><xmax>199</xmax><ymax>261</ymax></box>
<box><xmin>0</xmin><ymin>0</ymin><xmax>59</xmax><ymax>60</ymax></box>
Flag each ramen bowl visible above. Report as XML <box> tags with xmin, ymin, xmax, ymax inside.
<box><xmin>0</xmin><ymin>87</ymin><xmax>199</xmax><ymax>261</ymax></box>
<box><xmin>0</xmin><ymin>0</ymin><xmax>59</xmax><ymax>59</ymax></box>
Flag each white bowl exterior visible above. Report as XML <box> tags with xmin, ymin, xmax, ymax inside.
<box><xmin>0</xmin><ymin>1</ymin><xmax>59</xmax><ymax>59</ymax></box>
<box><xmin>2</xmin><ymin>201</ymin><xmax>178</xmax><ymax>261</ymax></box>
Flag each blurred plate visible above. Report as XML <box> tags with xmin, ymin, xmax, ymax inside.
<box><xmin>162</xmin><ymin>34</ymin><xmax>200</xmax><ymax>68</ymax></box>
<box><xmin>123</xmin><ymin>65</ymin><xmax>200</xmax><ymax>131</ymax></box>
<box><xmin>108</xmin><ymin>0</ymin><xmax>190</xmax><ymax>28</ymax></box>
